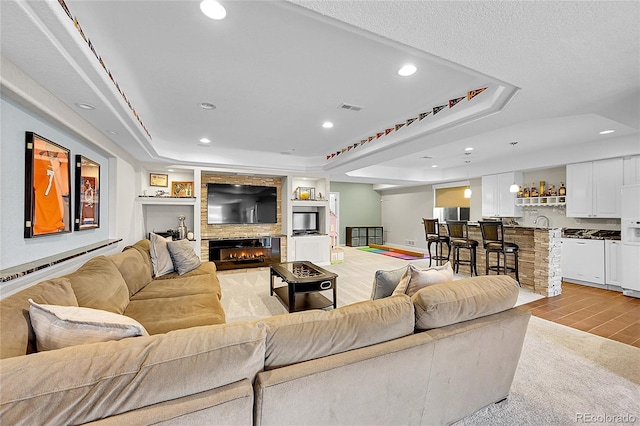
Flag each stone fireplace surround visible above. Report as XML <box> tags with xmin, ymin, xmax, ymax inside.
<box><xmin>200</xmin><ymin>173</ymin><xmax>286</xmax><ymax>267</ymax></box>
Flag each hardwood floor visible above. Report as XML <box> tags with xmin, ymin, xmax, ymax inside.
<box><xmin>522</xmin><ymin>282</ymin><xmax>640</xmax><ymax>348</ymax></box>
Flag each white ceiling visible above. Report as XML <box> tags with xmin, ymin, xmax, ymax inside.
<box><xmin>1</xmin><ymin>1</ymin><xmax>638</xmax><ymax>187</ymax></box>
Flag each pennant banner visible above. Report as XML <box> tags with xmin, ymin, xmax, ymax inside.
<box><xmin>467</xmin><ymin>87</ymin><xmax>487</xmax><ymax>101</ymax></box>
<box><xmin>327</xmin><ymin>87</ymin><xmax>488</xmax><ymax>160</ymax></box>
<box><xmin>449</xmin><ymin>97</ymin><xmax>464</xmax><ymax>108</ymax></box>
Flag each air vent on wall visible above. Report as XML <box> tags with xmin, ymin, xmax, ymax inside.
<box><xmin>338</xmin><ymin>103</ymin><xmax>363</xmax><ymax>111</ymax></box>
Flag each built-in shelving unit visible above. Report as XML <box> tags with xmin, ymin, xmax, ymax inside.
<box><xmin>516</xmin><ymin>196</ymin><xmax>566</xmax><ymax>207</ymax></box>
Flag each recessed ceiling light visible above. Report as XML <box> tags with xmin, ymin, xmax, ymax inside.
<box><xmin>199</xmin><ymin>102</ymin><xmax>216</xmax><ymax>110</ymax></box>
<box><xmin>599</xmin><ymin>129</ymin><xmax>615</xmax><ymax>135</ymax></box>
<box><xmin>464</xmin><ymin>147</ymin><xmax>474</xmax><ymax>151</ymax></box>
<box><xmin>200</xmin><ymin>0</ymin><xmax>226</xmax><ymax>20</ymax></box>
<box><xmin>199</xmin><ymin>138</ymin><xmax>211</xmax><ymax>143</ymax></box>
<box><xmin>398</xmin><ymin>64</ymin><xmax>417</xmax><ymax>77</ymax></box>
<box><xmin>431</xmin><ymin>165</ymin><xmax>438</xmax><ymax>168</ymax></box>
<box><xmin>322</xmin><ymin>121</ymin><xmax>334</xmax><ymax>129</ymax></box>
<box><xmin>75</xmin><ymin>102</ymin><xmax>95</xmax><ymax>110</ymax></box>
<box><xmin>105</xmin><ymin>130</ymin><xmax>119</xmax><ymax>135</ymax></box>
<box><xmin>168</xmin><ymin>169</ymin><xmax>175</xmax><ymax>172</ymax></box>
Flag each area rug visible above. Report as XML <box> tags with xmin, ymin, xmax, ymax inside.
<box><xmin>357</xmin><ymin>246</ymin><xmax>428</xmax><ymax>260</ymax></box>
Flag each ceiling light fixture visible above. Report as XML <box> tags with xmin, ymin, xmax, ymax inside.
<box><xmin>322</xmin><ymin>121</ymin><xmax>334</xmax><ymax>129</ymax></box>
<box><xmin>464</xmin><ymin>147</ymin><xmax>474</xmax><ymax>152</ymax></box>
<box><xmin>75</xmin><ymin>102</ymin><xmax>95</xmax><ymax>110</ymax></box>
<box><xmin>199</xmin><ymin>138</ymin><xmax>211</xmax><ymax>144</ymax></box>
<box><xmin>200</xmin><ymin>0</ymin><xmax>226</xmax><ymax>20</ymax></box>
<box><xmin>398</xmin><ymin>64</ymin><xmax>417</xmax><ymax>77</ymax></box>
<box><xmin>599</xmin><ymin>129</ymin><xmax>615</xmax><ymax>135</ymax></box>
<box><xmin>464</xmin><ymin>160</ymin><xmax>472</xmax><ymax>198</ymax></box>
<box><xmin>168</xmin><ymin>169</ymin><xmax>175</xmax><ymax>172</ymax></box>
<box><xmin>199</xmin><ymin>102</ymin><xmax>216</xmax><ymax>110</ymax></box>
<box><xmin>432</xmin><ymin>165</ymin><xmax>438</xmax><ymax>168</ymax></box>
<box><xmin>509</xmin><ymin>142</ymin><xmax>519</xmax><ymax>193</ymax></box>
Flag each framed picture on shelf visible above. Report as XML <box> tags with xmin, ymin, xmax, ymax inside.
<box><xmin>24</xmin><ymin>132</ymin><xmax>72</xmax><ymax>238</ymax></box>
<box><xmin>74</xmin><ymin>155</ymin><xmax>100</xmax><ymax>231</ymax></box>
<box><xmin>149</xmin><ymin>173</ymin><xmax>168</xmax><ymax>187</ymax></box>
<box><xmin>171</xmin><ymin>181</ymin><xmax>194</xmax><ymax>197</ymax></box>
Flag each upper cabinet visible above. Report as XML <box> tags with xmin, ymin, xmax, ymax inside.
<box><xmin>623</xmin><ymin>155</ymin><xmax>640</xmax><ymax>185</ymax></box>
<box><xmin>566</xmin><ymin>158</ymin><xmax>623</xmax><ymax>218</ymax></box>
<box><xmin>481</xmin><ymin>172</ymin><xmax>523</xmax><ymax>217</ymax></box>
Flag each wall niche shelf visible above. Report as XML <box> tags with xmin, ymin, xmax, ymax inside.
<box><xmin>516</xmin><ymin>196</ymin><xmax>566</xmax><ymax>207</ymax></box>
<box><xmin>137</xmin><ymin>196</ymin><xmax>197</xmax><ymax>206</ymax></box>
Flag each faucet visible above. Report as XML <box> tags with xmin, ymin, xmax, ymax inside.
<box><xmin>534</xmin><ymin>215</ymin><xmax>550</xmax><ymax>228</ymax></box>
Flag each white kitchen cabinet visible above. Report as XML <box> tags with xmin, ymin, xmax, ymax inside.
<box><xmin>481</xmin><ymin>172</ymin><xmax>522</xmax><ymax>218</ymax></box>
<box><xmin>566</xmin><ymin>158</ymin><xmax>623</xmax><ymax>218</ymax></box>
<box><xmin>561</xmin><ymin>238</ymin><xmax>605</xmax><ymax>285</ymax></box>
<box><xmin>605</xmin><ymin>240</ymin><xmax>622</xmax><ymax>286</ymax></box>
<box><xmin>289</xmin><ymin>235</ymin><xmax>331</xmax><ymax>265</ymax></box>
<box><xmin>623</xmin><ymin>155</ymin><xmax>640</xmax><ymax>185</ymax></box>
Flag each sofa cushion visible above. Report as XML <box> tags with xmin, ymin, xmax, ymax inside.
<box><xmin>167</xmin><ymin>239</ymin><xmax>201</xmax><ymax>275</ymax></box>
<box><xmin>0</xmin><ymin>278</ymin><xmax>78</xmax><ymax>359</ymax></box>
<box><xmin>0</xmin><ymin>322</ymin><xmax>266</xmax><ymax>425</ymax></box>
<box><xmin>153</xmin><ymin>260</ymin><xmax>217</xmax><ymax>280</ymax></box>
<box><xmin>393</xmin><ymin>263</ymin><xmax>454</xmax><ymax>296</ymax></box>
<box><xmin>412</xmin><ymin>275</ymin><xmax>520</xmax><ymax>330</ymax></box>
<box><xmin>149</xmin><ymin>233</ymin><xmax>175</xmax><ymax>277</ymax></box>
<box><xmin>370</xmin><ymin>265</ymin><xmax>409</xmax><ymax>300</ymax></box>
<box><xmin>125</xmin><ymin>294</ymin><xmax>226</xmax><ymax>334</ymax></box>
<box><xmin>261</xmin><ymin>294</ymin><xmax>415</xmax><ymax>369</ymax></box>
<box><xmin>29</xmin><ymin>300</ymin><xmax>148</xmax><ymax>351</ymax></box>
<box><xmin>130</xmin><ymin>274</ymin><xmax>221</xmax><ymax>301</ymax></box>
<box><xmin>66</xmin><ymin>256</ymin><xmax>130</xmax><ymax>315</ymax></box>
<box><xmin>109</xmin><ymin>247</ymin><xmax>153</xmax><ymax>296</ymax></box>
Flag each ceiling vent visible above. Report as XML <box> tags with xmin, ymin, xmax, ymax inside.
<box><xmin>338</xmin><ymin>103</ymin><xmax>363</xmax><ymax>112</ymax></box>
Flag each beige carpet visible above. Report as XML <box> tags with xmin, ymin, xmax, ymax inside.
<box><xmin>217</xmin><ymin>248</ymin><xmax>640</xmax><ymax>425</ymax></box>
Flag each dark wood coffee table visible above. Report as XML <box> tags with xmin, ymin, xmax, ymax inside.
<box><xmin>270</xmin><ymin>261</ymin><xmax>337</xmax><ymax>313</ymax></box>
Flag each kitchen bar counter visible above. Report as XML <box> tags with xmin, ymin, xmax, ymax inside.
<box><xmin>439</xmin><ymin>224</ymin><xmax>562</xmax><ymax>296</ymax></box>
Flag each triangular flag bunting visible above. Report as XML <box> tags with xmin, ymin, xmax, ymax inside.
<box><xmin>336</xmin><ymin>151</ymin><xmax>342</xmax><ymax>156</ymax></box>
<box><xmin>368</xmin><ymin>136</ymin><xmax>374</xmax><ymax>142</ymax></box>
<box><xmin>347</xmin><ymin>146</ymin><xmax>353</xmax><ymax>151</ymax></box>
<box><xmin>385</xmin><ymin>128</ymin><xmax>394</xmax><ymax>135</ymax></box>
<box><xmin>376</xmin><ymin>132</ymin><xmax>385</xmax><ymax>139</ymax></box>
<box><xmin>341</xmin><ymin>148</ymin><xmax>347</xmax><ymax>153</ymax></box>
<box><xmin>467</xmin><ymin>87</ymin><xmax>487</xmax><ymax>101</ymax></box>
<box><xmin>353</xmin><ymin>143</ymin><xmax>359</xmax><ymax>149</ymax></box>
<box><xmin>395</xmin><ymin>123</ymin><xmax>406</xmax><ymax>131</ymax></box>
<box><xmin>327</xmin><ymin>155</ymin><xmax>331</xmax><ymax>160</ymax></box>
<box><xmin>433</xmin><ymin>105</ymin><xmax>446</xmax><ymax>115</ymax></box>
<box><xmin>361</xmin><ymin>139</ymin><xmax>368</xmax><ymax>145</ymax></box>
<box><xmin>331</xmin><ymin>153</ymin><xmax>336</xmax><ymax>158</ymax></box>
<box><xmin>419</xmin><ymin>111</ymin><xmax>432</xmax><ymax>120</ymax></box>
<box><xmin>449</xmin><ymin>97</ymin><xmax>464</xmax><ymax>108</ymax></box>
<box><xmin>406</xmin><ymin>117</ymin><xmax>417</xmax><ymax>126</ymax></box>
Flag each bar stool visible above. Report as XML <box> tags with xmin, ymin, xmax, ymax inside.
<box><xmin>422</xmin><ymin>218</ymin><xmax>450</xmax><ymax>267</ymax></box>
<box><xmin>445</xmin><ymin>220</ymin><xmax>478</xmax><ymax>276</ymax></box>
<box><xmin>479</xmin><ymin>221</ymin><xmax>520</xmax><ymax>284</ymax></box>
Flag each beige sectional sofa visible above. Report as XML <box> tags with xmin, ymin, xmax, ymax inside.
<box><xmin>0</xmin><ymin>240</ymin><xmax>531</xmax><ymax>425</ymax></box>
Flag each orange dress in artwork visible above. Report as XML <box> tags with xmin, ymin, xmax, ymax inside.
<box><xmin>33</xmin><ymin>153</ymin><xmax>66</xmax><ymax>234</ymax></box>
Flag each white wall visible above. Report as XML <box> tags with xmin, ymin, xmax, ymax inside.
<box><xmin>381</xmin><ymin>185</ymin><xmax>433</xmax><ymax>250</ymax></box>
<box><xmin>0</xmin><ymin>96</ymin><xmax>111</xmax><ymax>269</ymax></box>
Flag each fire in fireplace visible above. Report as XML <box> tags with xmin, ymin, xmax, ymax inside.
<box><xmin>208</xmin><ymin>237</ymin><xmax>280</xmax><ymax>270</ymax></box>
<box><xmin>219</xmin><ymin>247</ymin><xmax>270</xmax><ymax>262</ymax></box>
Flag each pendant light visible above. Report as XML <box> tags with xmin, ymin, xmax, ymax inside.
<box><xmin>509</xmin><ymin>141</ymin><xmax>519</xmax><ymax>193</ymax></box>
<box><xmin>464</xmin><ymin>160</ymin><xmax>472</xmax><ymax>198</ymax></box>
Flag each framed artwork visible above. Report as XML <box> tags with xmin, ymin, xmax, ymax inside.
<box><xmin>171</xmin><ymin>181</ymin><xmax>194</xmax><ymax>197</ymax></box>
<box><xmin>24</xmin><ymin>132</ymin><xmax>72</xmax><ymax>238</ymax></box>
<box><xmin>149</xmin><ymin>173</ymin><xmax>168</xmax><ymax>187</ymax></box>
<box><xmin>74</xmin><ymin>155</ymin><xmax>100</xmax><ymax>231</ymax></box>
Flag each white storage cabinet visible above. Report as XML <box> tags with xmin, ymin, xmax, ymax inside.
<box><xmin>481</xmin><ymin>172</ymin><xmax>523</xmax><ymax>217</ymax></box>
<box><xmin>566</xmin><ymin>158</ymin><xmax>623</xmax><ymax>218</ymax></box>
<box><xmin>561</xmin><ymin>238</ymin><xmax>605</xmax><ymax>285</ymax></box>
<box><xmin>605</xmin><ymin>240</ymin><xmax>622</xmax><ymax>286</ymax></box>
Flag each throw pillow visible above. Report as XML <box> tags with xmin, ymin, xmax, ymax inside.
<box><xmin>167</xmin><ymin>239</ymin><xmax>201</xmax><ymax>275</ymax></box>
<box><xmin>370</xmin><ymin>265</ymin><xmax>410</xmax><ymax>300</ymax></box>
<box><xmin>29</xmin><ymin>299</ymin><xmax>148</xmax><ymax>352</ymax></box>
<box><xmin>149</xmin><ymin>233</ymin><xmax>174</xmax><ymax>277</ymax></box>
<box><xmin>392</xmin><ymin>262</ymin><xmax>454</xmax><ymax>297</ymax></box>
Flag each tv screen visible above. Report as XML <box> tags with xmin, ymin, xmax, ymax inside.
<box><xmin>207</xmin><ymin>183</ymin><xmax>277</xmax><ymax>224</ymax></box>
<box><xmin>292</xmin><ymin>212</ymin><xmax>318</xmax><ymax>235</ymax></box>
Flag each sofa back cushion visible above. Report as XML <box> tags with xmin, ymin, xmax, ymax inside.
<box><xmin>412</xmin><ymin>275</ymin><xmax>519</xmax><ymax>330</ymax></box>
<box><xmin>261</xmin><ymin>295</ymin><xmax>414</xmax><ymax>369</ymax></box>
<box><xmin>66</xmin><ymin>256</ymin><xmax>129</xmax><ymax>314</ymax></box>
<box><xmin>109</xmin><ymin>246</ymin><xmax>153</xmax><ymax>296</ymax></box>
<box><xmin>0</xmin><ymin>278</ymin><xmax>78</xmax><ymax>359</ymax></box>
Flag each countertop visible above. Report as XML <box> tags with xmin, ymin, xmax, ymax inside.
<box><xmin>561</xmin><ymin>228</ymin><xmax>621</xmax><ymax>240</ymax></box>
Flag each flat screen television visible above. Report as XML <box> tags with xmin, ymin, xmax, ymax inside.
<box><xmin>292</xmin><ymin>211</ymin><xmax>319</xmax><ymax>235</ymax></box>
<box><xmin>207</xmin><ymin>183</ymin><xmax>277</xmax><ymax>224</ymax></box>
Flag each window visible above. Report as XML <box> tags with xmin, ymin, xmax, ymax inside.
<box><xmin>434</xmin><ymin>185</ymin><xmax>470</xmax><ymax>222</ymax></box>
